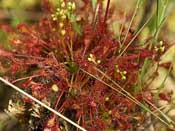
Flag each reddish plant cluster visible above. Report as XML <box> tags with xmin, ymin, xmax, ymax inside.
<box><xmin>0</xmin><ymin>0</ymin><xmax>173</xmax><ymax>130</ymax></box>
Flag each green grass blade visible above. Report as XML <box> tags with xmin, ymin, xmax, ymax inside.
<box><xmin>122</xmin><ymin>0</ymin><xmax>142</xmax><ymax>46</ymax></box>
<box><xmin>91</xmin><ymin>0</ymin><xmax>97</xmax><ymax>10</ymax></box>
<box><xmin>80</xmin><ymin>67</ymin><xmax>173</xmax><ymax>127</ymax></box>
<box><xmin>155</xmin><ymin>63</ymin><xmax>173</xmax><ymax>98</ymax></box>
<box><xmin>145</xmin><ymin>98</ymin><xmax>175</xmax><ymax>126</ymax></box>
<box><xmin>94</xmin><ymin>67</ymin><xmax>175</xmax><ymax>128</ymax></box>
<box><xmin>153</xmin><ymin>0</ymin><xmax>168</xmax><ymax>41</ymax></box>
<box><xmin>135</xmin><ymin>58</ymin><xmax>150</xmax><ymax>94</ymax></box>
<box><xmin>117</xmin><ymin>14</ymin><xmax>153</xmax><ymax>59</ymax></box>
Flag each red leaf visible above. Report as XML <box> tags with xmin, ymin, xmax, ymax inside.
<box><xmin>0</xmin><ymin>24</ymin><xmax>14</xmax><ymax>33</ymax></box>
<box><xmin>159</xmin><ymin>62</ymin><xmax>172</xmax><ymax>69</ymax></box>
<box><xmin>0</xmin><ymin>48</ymin><xmax>13</xmax><ymax>57</ymax></box>
<box><xmin>159</xmin><ymin>92</ymin><xmax>172</xmax><ymax>102</ymax></box>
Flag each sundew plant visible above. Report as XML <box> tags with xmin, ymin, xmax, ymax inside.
<box><xmin>0</xmin><ymin>0</ymin><xmax>175</xmax><ymax>130</ymax></box>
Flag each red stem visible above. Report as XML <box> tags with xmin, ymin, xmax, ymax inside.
<box><xmin>104</xmin><ymin>0</ymin><xmax>111</xmax><ymax>24</ymax></box>
<box><xmin>12</xmin><ymin>74</ymin><xmax>47</xmax><ymax>83</ymax></box>
<box><xmin>54</xmin><ymin>91</ymin><xmax>64</xmax><ymax>110</ymax></box>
